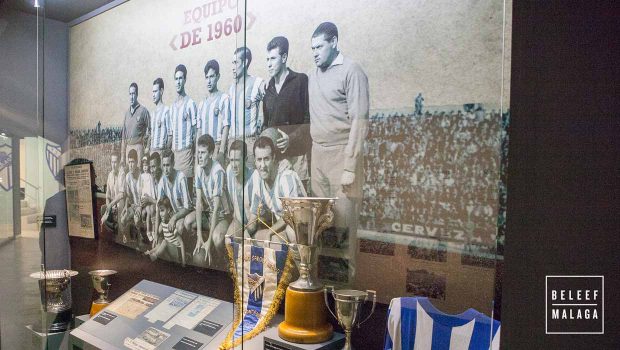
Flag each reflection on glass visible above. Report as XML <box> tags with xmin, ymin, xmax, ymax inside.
<box><xmin>0</xmin><ymin>134</ymin><xmax>13</xmax><ymax>241</ymax></box>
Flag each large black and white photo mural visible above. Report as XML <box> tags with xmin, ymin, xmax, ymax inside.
<box><xmin>69</xmin><ymin>0</ymin><xmax>510</xmax><ymax>313</ymax></box>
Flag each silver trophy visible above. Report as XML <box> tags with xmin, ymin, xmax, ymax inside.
<box><xmin>89</xmin><ymin>269</ymin><xmax>117</xmax><ymax>317</ymax></box>
<box><xmin>279</xmin><ymin>197</ymin><xmax>336</xmax><ymax>291</ymax></box>
<box><xmin>324</xmin><ymin>286</ymin><xmax>377</xmax><ymax>350</ymax></box>
<box><xmin>30</xmin><ymin>269</ymin><xmax>78</xmax><ymax>332</ymax></box>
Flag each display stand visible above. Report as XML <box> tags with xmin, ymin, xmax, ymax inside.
<box><xmin>206</xmin><ymin>313</ymin><xmax>344</xmax><ymax>350</ymax></box>
<box><xmin>26</xmin><ymin>325</ymin><xmax>71</xmax><ymax>350</ymax></box>
<box><xmin>70</xmin><ymin>280</ymin><xmax>233</xmax><ymax>350</ymax></box>
<box><xmin>264</xmin><ymin>327</ymin><xmax>345</xmax><ymax>350</ymax></box>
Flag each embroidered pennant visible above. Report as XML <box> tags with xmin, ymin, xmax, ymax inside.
<box><xmin>219</xmin><ymin>240</ymin><xmax>293</xmax><ymax>349</ymax></box>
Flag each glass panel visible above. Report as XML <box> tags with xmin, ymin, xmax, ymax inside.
<box><xmin>0</xmin><ymin>0</ymin><xmax>53</xmax><ymax>347</ymax></box>
<box><xmin>239</xmin><ymin>0</ymin><xmax>510</xmax><ymax>348</ymax></box>
<box><xmin>0</xmin><ymin>0</ymin><xmax>510</xmax><ymax>348</ymax></box>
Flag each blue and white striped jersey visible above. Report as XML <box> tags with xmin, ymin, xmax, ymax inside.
<box><xmin>246</xmin><ymin>168</ymin><xmax>307</xmax><ymax>220</ymax></box>
<box><xmin>384</xmin><ymin>297</ymin><xmax>500</xmax><ymax>350</ymax></box>
<box><xmin>150</xmin><ymin>104</ymin><xmax>171</xmax><ymax>150</ymax></box>
<box><xmin>226</xmin><ymin>163</ymin><xmax>251</xmax><ymax>224</ymax></box>
<box><xmin>228</xmin><ymin>76</ymin><xmax>264</xmax><ymax>138</ymax></box>
<box><xmin>157</xmin><ymin>170</ymin><xmax>192</xmax><ymax>213</ymax></box>
<box><xmin>123</xmin><ymin>171</ymin><xmax>141</xmax><ymax>206</ymax></box>
<box><xmin>106</xmin><ymin>169</ymin><xmax>125</xmax><ymax>203</ymax></box>
<box><xmin>194</xmin><ymin>160</ymin><xmax>230</xmax><ymax>217</ymax></box>
<box><xmin>197</xmin><ymin>91</ymin><xmax>231</xmax><ymax>142</ymax></box>
<box><xmin>171</xmin><ymin>95</ymin><xmax>198</xmax><ymax>151</ymax></box>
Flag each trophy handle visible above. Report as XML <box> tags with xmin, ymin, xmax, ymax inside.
<box><xmin>323</xmin><ymin>285</ymin><xmax>337</xmax><ymax>320</ymax></box>
<box><xmin>357</xmin><ymin>290</ymin><xmax>377</xmax><ymax>327</ymax></box>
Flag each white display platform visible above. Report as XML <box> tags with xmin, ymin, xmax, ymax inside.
<box><xmin>70</xmin><ymin>280</ymin><xmax>233</xmax><ymax>350</ymax></box>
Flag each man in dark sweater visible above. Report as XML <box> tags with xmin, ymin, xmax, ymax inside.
<box><xmin>262</xmin><ymin>36</ymin><xmax>311</xmax><ymax>187</ymax></box>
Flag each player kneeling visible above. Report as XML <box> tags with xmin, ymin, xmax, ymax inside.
<box><xmin>184</xmin><ymin>134</ymin><xmax>231</xmax><ymax>268</ymax></box>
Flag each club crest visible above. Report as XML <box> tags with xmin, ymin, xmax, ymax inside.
<box><xmin>46</xmin><ymin>143</ymin><xmax>62</xmax><ymax>179</ymax></box>
<box><xmin>0</xmin><ymin>144</ymin><xmax>12</xmax><ymax>191</ymax></box>
<box><xmin>247</xmin><ymin>272</ymin><xmax>265</xmax><ymax>301</ymax></box>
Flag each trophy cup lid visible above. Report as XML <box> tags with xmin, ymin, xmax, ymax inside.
<box><xmin>88</xmin><ymin>269</ymin><xmax>118</xmax><ymax>277</ymax></box>
<box><xmin>29</xmin><ymin>270</ymin><xmax>78</xmax><ymax>280</ymax></box>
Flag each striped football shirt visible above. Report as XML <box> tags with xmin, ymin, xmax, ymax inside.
<box><xmin>228</xmin><ymin>75</ymin><xmax>264</xmax><ymax>138</ymax></box>
<box><xmin>197</xmin><ymin>91</ymin><xmax>231</xmax><ymax>142</ymax></box>
<box><xmin>226</xmin><ymin>163</ymin><xmax>251</xmax><ymax>224</ymax></box>
<box><xmin>194</xmin><ymin>160</ymin><xmax>230</xmax><ymax>217</ymax></box>
<box><xmin>384</xmin><ymin>297</ymin><xmax>501</xmax><ymax>350</ymax></box>
<box><xmin>123</xmin><ymin>171</ymin><xmax>141</xmax><ymax>206</ymax></box>
<box><xmin>157</xmin><ymin>170</ymin><xmax>192</xmax><ymax>213</ymax></box>
<box><xmin>150</xmin><ymin>104</ymin><xmax>171</xmax><ymax>150</ymax></box>
<box><xmin>171</xmin><ymin>95</ymin><xmax>198</xmax><ymax>151</ymax></box>
<box><xmin>247</xmin><ymin>168</ymin><xmax>307</xmax><ymax>220</ymax></box>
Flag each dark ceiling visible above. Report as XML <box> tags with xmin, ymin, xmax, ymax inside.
<box><xmin>2</xmin><ymin>0</ymin><xmax>118</xmax><ymax>23</ymax></box>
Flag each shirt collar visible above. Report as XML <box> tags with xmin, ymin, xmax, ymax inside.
<box><xmin>329</xmin><ymin>53</ymin><xmax>344</xmax><ymax>68</ymax></box>
<box><xmin>269</xmin><ymin>68</ymin><xmax>294</xmax><ymax>90</ymax></box>
<box><xmin>130</xmin><ymin>103</ymin><xmax>140</xmax><ymax>115</ymax></box>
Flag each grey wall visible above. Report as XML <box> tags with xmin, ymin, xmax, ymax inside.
<box><xmin>0</xmin><ymin>9</ymin><xmax>68</xmax><ymax>147</ymax></box>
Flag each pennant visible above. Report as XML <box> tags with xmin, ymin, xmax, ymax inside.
<box><xmin>219</xmin><ymin>239</ymin><xmax>293</xmax><ymax>349</ymax></box>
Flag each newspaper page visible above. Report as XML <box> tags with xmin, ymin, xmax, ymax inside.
<box><xmin>107</xmin><ymin>289</ymin><xmax>160</xmax><ymax>320</ymax></box>
<box><xmin>123</xmin><ymin>327</ymin><xmax>170</xmax><ymax>350</ymax></box>
<box><xmin>64</xmin><ymin>163</ymin><xmax>95</xmax><ymax>238</ymax></box>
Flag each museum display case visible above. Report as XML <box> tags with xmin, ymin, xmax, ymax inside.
<box><xmin>0</xmin><ymin>0</ymin><xmax>510</xmax><ymax>348</ymax></box>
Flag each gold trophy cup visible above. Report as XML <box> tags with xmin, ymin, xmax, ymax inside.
<box><xmin>277</xmin><ymin>197</ymin><xmax>336</xmax><ymax>344</ymax></box>
<box><xmin>89</xmin><ymin>269</ymin><xmax>117</xmax><ymax>317</ymax></box>
<box><xmin>324</xmin><ymin>286</ymin><xmax>377</xmax><ymax>350</ymax></box>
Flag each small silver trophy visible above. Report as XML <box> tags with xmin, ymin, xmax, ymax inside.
<box><xmin>30</xmin><ymin>269</ymin><xmax>78</xmax><ymax>332</ymax></box>
<box><xmin>324</xmin><ymin>286</ymin><xmax>377</xmax><ymax>350</ymax></box>
<box><xmin>89</xmin><ymin>269</ymin><xmax>117</xmax><ymax>317</ymax></box>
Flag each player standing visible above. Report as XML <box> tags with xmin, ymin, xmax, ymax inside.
<box><xmin>228</xmin><ymin>47</ymin><xmax>265</xmax><ymax>169</ymax></box>
<box><xmin>149</xmin><ymin>78</ymin><xmax>172</xmax><ymax>155</ymax></box>
<box><xmin>170</xmin><ymin>64</ymin><xmax>198</xmax><ymax>191</ymax></box>
<box><xmin>197</xmin><ymin>60</ymin><xmax>231</xmax><ymax>162</ymax></box>
<box><xmin>308</xmin><ymin>22</ymin><xmax>370</xmax><ymax>284</ymax></box>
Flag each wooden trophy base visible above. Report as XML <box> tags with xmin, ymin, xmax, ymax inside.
<box><xmin>278</xmin><ymin>287</ymin><xmax>333</xmax><ymax>344</ymax></box>
<box><xmin>89</xmin><ymin>301</ymin><xmax>109</xmax><ymax>318</ymax></box>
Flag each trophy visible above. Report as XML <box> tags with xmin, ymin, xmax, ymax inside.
<box><xmin>89</xmin><ymin>269</ymin><xmax>117</xmax><ymax>317</ymax></box>
<box><xmin>277</xmin><ymin>197</ymin><xmax>336</xmax><ymax>344</ymax></box>
<box><xmin>324</xmin><ymin>287</ymin><xmax>377</xmax><ymax>350</ymax></box>
<box><xmin>30</xmin><ymin>269</ymin><xmax>78</xmax><ymax>332</ymax></box>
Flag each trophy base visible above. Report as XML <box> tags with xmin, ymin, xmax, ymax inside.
<box><xmin>278</xmin><ymin>288</ymin><xmax>333</xmax><ymax>344</ymax></box>
<box><xmin>89</xmin><ymin>301</ymin><xmax>110</xmax><ymax>317</ymax></box>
